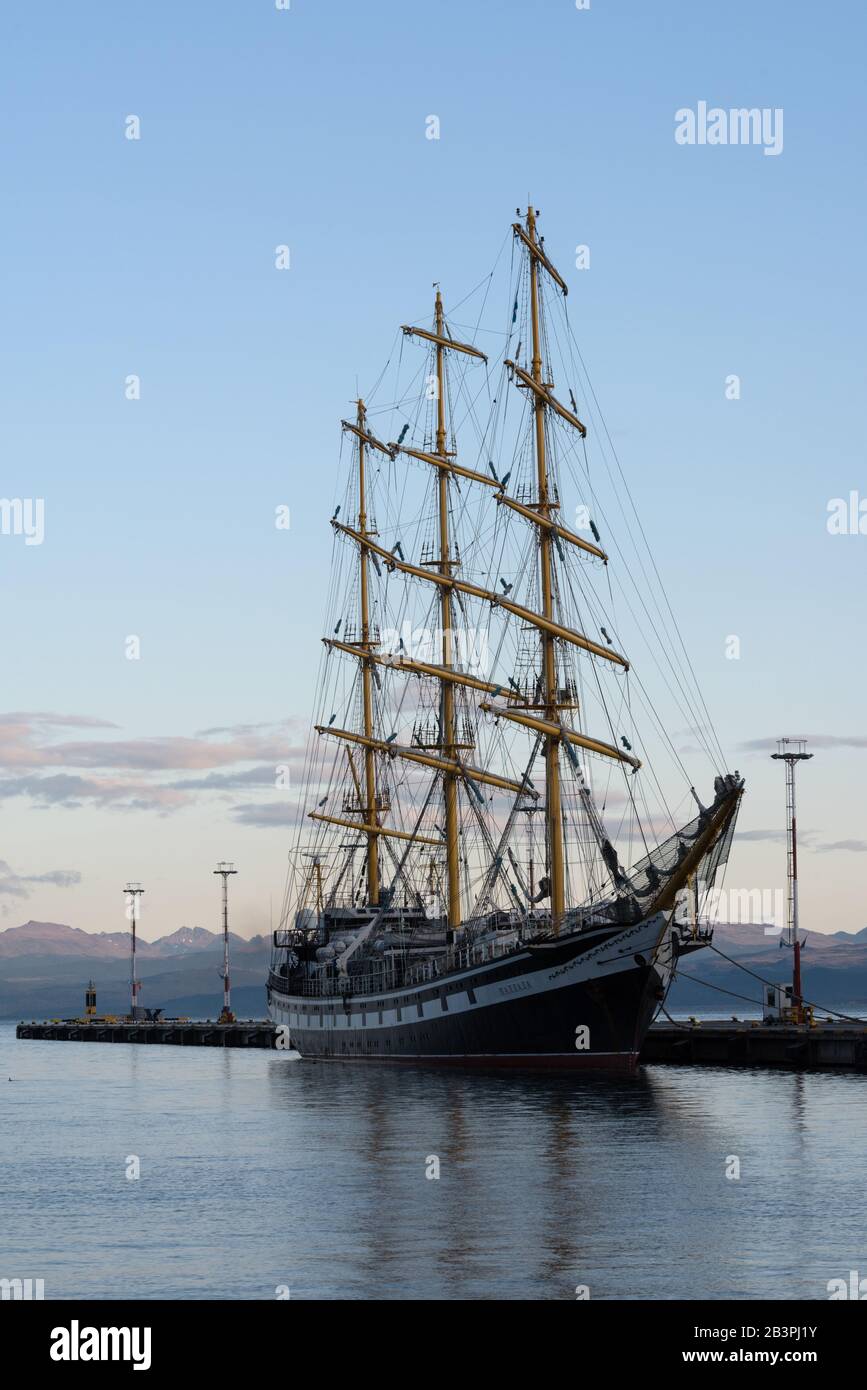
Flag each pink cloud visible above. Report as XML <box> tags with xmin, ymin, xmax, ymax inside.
<box><xmin>0</xmin><ymin>712</ymin><xmax>309</xmax><ymax>820</ymax></box>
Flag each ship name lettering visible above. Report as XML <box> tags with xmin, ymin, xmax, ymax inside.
<box><xmin>500</xmin><ymin>979</ymin><xmax>532</xmax><ymax>996</ymax></box>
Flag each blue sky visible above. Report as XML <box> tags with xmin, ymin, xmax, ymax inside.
<box><xmin>0</xmin><ymin>0</ymin><xmax>864</xmax><ymax>939</ymax></box>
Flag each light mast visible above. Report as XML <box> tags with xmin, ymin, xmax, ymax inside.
<box><xmin>123</xmin><ymin>882</ymin><xmax>145</xmax><ymax>1019</ymax></box>
<box><xmin>771</xmin><ymin>738</ymin><xmax>812</xmax><ymax>1022</ymax></box>
<box><xmin>213</xmin><ymin>861</ymin><xmax>237</xmax><ymax>1023</ymax></box>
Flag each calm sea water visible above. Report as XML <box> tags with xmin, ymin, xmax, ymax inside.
<box><xmin>1</xmin><ymin>1020</ymin><xmax>865</xmax><ymax>1300</ymax></box>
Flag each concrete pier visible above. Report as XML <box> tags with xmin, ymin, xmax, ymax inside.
<box><xmin>642</xmin><ymin>1018</ymin><xmax>867</xmax><ymax>1070</ymax></box>
<box><xmin>16</xmin><ymin>1019</ymin><xmax>277</xmax><ymax>1048</ymax></box>
<box><xmin>15</xmin><ymin>1017</ymin><xmax>867</xmax><ymax>1067</ymax></box>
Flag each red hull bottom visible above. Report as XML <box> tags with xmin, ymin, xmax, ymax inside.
<box><xmin>296</xmin><ymin>1051</ymin><xmax>640</xmax><ymax>1074</ymax></box>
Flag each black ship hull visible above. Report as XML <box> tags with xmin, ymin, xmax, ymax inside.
<box><xmin>268</xmin><ymin>912</ymin><xmax>675</xmax><ymax>1073</ymax></box>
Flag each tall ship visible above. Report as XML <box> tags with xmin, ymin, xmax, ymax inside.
<box><xmin>268</xmin><ymin>205</ymin><xmax>743</xmax><ymax>1070</ymax></box>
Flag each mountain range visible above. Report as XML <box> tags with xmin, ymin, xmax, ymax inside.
<box><xmin>0</xmin><ymin>920</ymin><xmax>267</xmax><ymax>959</ymax></box>
<box><xmin>667</xmin><ymin>922</ymin><xmax>867</xmax><ymax>1013</ymax></box>
<box><xmin>2</xmin><ymin>919</ymin><xmax>867</xmax><ymax>1020</ymax></box>
<box><xmin>0</xmin><ymin>920</ymin><xmax>270</xmax><ymax>1019</ymax></box>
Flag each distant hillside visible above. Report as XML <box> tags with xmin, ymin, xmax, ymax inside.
<box><xmin>0</xmin><ymin>920</ymin><xmax>142</xmax><ymax>959</ymax></box>
<box><xmin>668</xmin><ymin>922</ymin><xmax>867</xmax><ymax>1013</ymax></box>
<box><xmin>0</xmin><ymin>919</ymin><xmax>270</xmax><ymax>1019</ymax></box>
<box><xmin>0</xmin><ymin>920</ymin><xmax>266</xmax><ymax>959</ymax></box>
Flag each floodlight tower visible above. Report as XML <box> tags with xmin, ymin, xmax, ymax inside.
<box><xmin>213</xmin><ymin>862</ymin><xmax>238</xmax><ymax>1023</ymax></box>
<box><xmin>770</xmin><ymin>739</ymin><xmax>813</xmax><ymax>1022</ymax></box>
<box><xmin>123</xmin><ymin>882</ymin><xmax>145</xmax><ymax>1018</ymax></box>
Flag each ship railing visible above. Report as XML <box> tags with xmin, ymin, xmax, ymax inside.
<box><xmin>403</xmin><ymin>936</ymin><xmax>517</xmax><ymax>985</ymax></box>
<box><xmin>295</xmin><ymin>970</ymin><xmax>396</xmax><ymax>999</ymax></box>
<box><xmin>404</xmin><ymin>957</ymin><xmax>444</xmax><ymax>986</ymax></box>
<box><xmin>279</xmin><ymin>935</ymin><xmax>521</xmax><ymax>1000</ymax></box>
<box><xmin>272</xmin><ymin>929</ymin><xmax>308</xmax><ymax>950</ymax></box>
<box><xmin>674</xmin><ymin>916</ymin><xmax>715</xmax><ymax>944</ymax></box>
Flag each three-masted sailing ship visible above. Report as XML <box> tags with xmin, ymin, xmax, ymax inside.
<box><xmin>268</xmin><ymin>205</ymin><xmax>744</xmax><ymax>1070</ymax></box>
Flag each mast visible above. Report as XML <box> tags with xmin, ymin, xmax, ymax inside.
<box><xmin>394</xmin><ymin>292</ymin><xmax>487</xmax><ymax>928</ymax></box>
<box><xmin>355</xmin><ymin>399</ymin><xmax>380</xmax><ymax>906</ymax></box>
<box><xmin>434</xmin><ymin>290</ymin><xmax>461</xmax><ymax>930</ymax></box>
<box><xmin>526</xmin><ymin>206</ymin><xmax>565</xmax><ymax>929</ymax></box>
